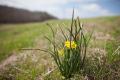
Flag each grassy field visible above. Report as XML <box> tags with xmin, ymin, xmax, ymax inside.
<box><xmin>0</xmin><ymin>23</ymin><xmax>45</xmax><ymax>61</ymax></box>
<box><xmin>0</xmin><ymin>16</ymin><xmax>120</xmax><ymax>80</ymax></box>
<box><xmin>0</xmin><ymin>20</ymin><xmax>67</xmax><ymax>61</ymax></box>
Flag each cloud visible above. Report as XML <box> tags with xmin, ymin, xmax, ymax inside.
<box><xmin>81</xmin><ymin>3</ymin><xmax>111</xmax><ymax>16</ymax></box>
<box><xmin>0</xmin><ymin>0</ymin><xmax>67</xmax><ymax>7</ymax></box>
<box><xmin>82</xmin><ymin>3</ymin><xmax>101</xmax><ymax>12</ymax></box>
<box><xmin>70</xmin><ymin>0</ymin><xmax>98</xmax><ymax>2</ymax></box>
<box><xmin>63</xmin><ymin>3</ymin><xmax>112</xmax><ymax>18</ymax></box>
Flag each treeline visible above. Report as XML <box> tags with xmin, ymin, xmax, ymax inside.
<box><xmin>0</xmin><ymin>5</ymin><xmax>57</xmax><ymax>23</ymax></box>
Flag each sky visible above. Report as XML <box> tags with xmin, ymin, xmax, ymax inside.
<box><xmin>0</xmin><ymin>0</ymin><xmax>120</xmax><ymax>19</ymax></box>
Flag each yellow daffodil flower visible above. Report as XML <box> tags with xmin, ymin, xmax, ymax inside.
<box><xmin>65</xmin><ymin>40</ymin><xmax>77</xmax><ymax>48</ymax></box>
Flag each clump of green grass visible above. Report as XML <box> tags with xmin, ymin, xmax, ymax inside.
<box><xmin>44</xmin><ymin>11</ymin><xmax>92</xmax><ymax>79</ymax></box>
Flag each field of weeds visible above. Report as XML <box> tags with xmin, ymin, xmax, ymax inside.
<box><xmin>0</xmin><ymin>16</ymin><xmax>120</xmax><ymax>80</ymax></box>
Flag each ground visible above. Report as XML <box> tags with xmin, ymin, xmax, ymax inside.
<box><xmin>0</xmin><ymin>16</ymin><xmax>120</xmax><ymax>80</ymax></box>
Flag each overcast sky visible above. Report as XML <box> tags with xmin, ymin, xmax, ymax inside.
<box><xmin>0</xmin><ymin>0</ymin><xmax>120</xmax><ymax>19</ymax></box>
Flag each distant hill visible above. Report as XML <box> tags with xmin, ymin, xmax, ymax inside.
<box><xmin>0</xmin><ymin>5</ymin><xmax>57</xmax><ymax>23</ymax></box>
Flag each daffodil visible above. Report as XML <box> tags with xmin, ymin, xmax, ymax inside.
<box><xmin>58</xmin><ymin>49</ymin><xmax>64</xmax><ymax>56</ymax></box>
<box><xmin>65</xmin><ymin>40</ymin><xmax>77</xmax><ymax>48</ymax></box>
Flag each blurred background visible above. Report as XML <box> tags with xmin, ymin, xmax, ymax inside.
<box><xmin>0</xmin><ymin>0</ymin><xmax>120</xmax><ymax>23</ymax></box>
<box><xmin>0</xmin><ymin>0</ymin><xmax>120</xmax><ymax>79</ymax></box>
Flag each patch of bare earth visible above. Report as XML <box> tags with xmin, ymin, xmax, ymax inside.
<box><xmin>0</xmin><ymin>54</ymin><xmax>17</xmax><ymax>70</ymax></box>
